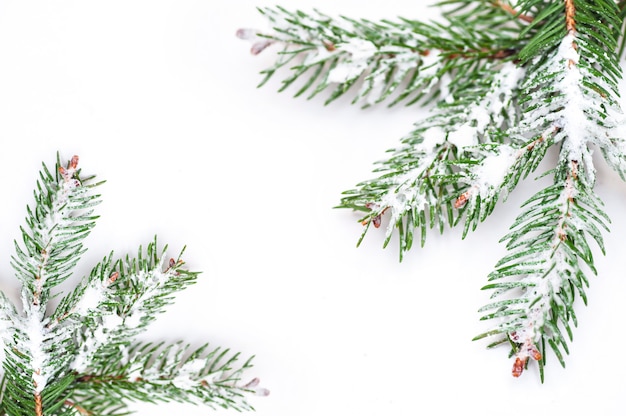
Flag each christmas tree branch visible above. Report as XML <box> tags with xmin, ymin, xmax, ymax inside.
<box><xmin>67</xmin><ymin>342</ymin><xmax>264</xmax><ymax>414</ymax></box>
<box><xmin>64</xmin><ymin>240</ymin><xmax>199</xmax><ymax>375</ymax></box>
<box><xmin>338</xmin><ymin>58</ymin><xmax>527</xmax><ymax>258</ymax></box>
<box><xmin>11</xmin><ymin>155</ymin><xmax>102</xmax><ymax>307</ymax></box>
<box><xmin>241</xmin><ymin>0</ymin><xmax>625</xmax><ymax>379</ymax></box>
<box><xmin>239</xmin><ymin>5</ymin><xmax>521</xmax><ymax>108</ymax></box>
<box><xmin>474</xmin><ymin>0</ymin><xmax>623</xmax><ymax>378</ymax></box>
<box><xmin>1</xmin><ymin>155</ymin><xmax>103</xmax><ymax>416</ymax></box>
<box><xmin>475</xmin><ymin>160</ymin><xmax>609</xmax><ymax>380</ymax></box>
<box><xmin>0</xmin><ymin>155</ymin><xmax>264</xmax><ymax>414</ymax></box>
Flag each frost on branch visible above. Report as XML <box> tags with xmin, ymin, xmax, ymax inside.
<box><xmin>339</xmin><ymin>60</ymin><xmax>528</xmax><ymax>258</ymax></box>
<box><xmin>0</xmin><ymin>154</ymin><xmax>265</xmax><ymax>415</ymax></box>
<box><xmin>515</xmin><ymin>32</ymin><xmax>624</xmax><ymax>185</ymax></box>
<box><xmin>239</xmin><ymin>6</ymin><xmax>446</xmax><ymax>107</ymax></box>
<box><xmin>241</xmin><ymin>0</ymin><xmax>626</xmax><ymax>380</ymax></box>
<box><xmin>474</xmin><ymin>2</ymin><xmax>624</xmax><ymax>380</ymax></box>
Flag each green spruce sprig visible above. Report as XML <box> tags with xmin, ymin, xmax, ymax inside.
<box><xmin>0</xmin><ymin>154</ymin><xmax>266</xmax><ymax>415</ymax></box>
<box><xmin>241</xmin><ymin>0</ymin><xmax>626</xmax><ymax>380</ymax></box>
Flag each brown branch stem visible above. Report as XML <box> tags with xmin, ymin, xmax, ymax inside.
<box><xmin>493</xmin><ymin>1</ymin><xmax>534</xmax><ymax>23</ymax></box>
<box><xmin>75</xmin><ymin>374</ymin><xmax>128</xmax><ymax>384</ymax></box>
<box><xmin>565</xmin><ymin>0</ymin><xmax>576</xmax><ymax>33</ymax></box>
<box><xmin>444</xmin><ymin>47</ymin><xmax>517</xmax><ymax>60</ymax></box>
<box><xmin>64</xmin><ymin>400</ymin><xmax>92</xmax><ymax>416</ymax></box>
<box><xmin>34</xmin><ymin>393</ymin><xmax>43</xmax><ymax>416</ymax></box>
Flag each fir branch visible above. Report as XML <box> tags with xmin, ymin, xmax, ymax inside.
<box><xmin>241</xmin><ymin>0</ymin><xmax>626</xmax><ymax>380</ymax></box>
<box><xmin>68</xmin><ymin>342</ymin><xmax>265</xmax><ymax>414</ymax></box>
<box><xmin>57</xmin><ymin>240</ymin><xmax>199</xmax><ymax>376</ymax></box>
<box><xmin>474</xmin><ymin>0</ymin><xmax>624</xmax><ymax>378</ymax></box>
<box><xmin>11</xmin><ymin>154</ymin><xmax>102</xmax><ymax>307</ymax></box>
<box><xmin>238</xmin><ymin>5</ymin><xmax>521</xmax><ymax>108</ymax></box>
<box><xmin>337</xmin><ymin>59</ymin><xmax>527</xmax><ymax>259</ymax></box>
<box><xmin>239</xmin><ymin>6</ymin><xmax>434</xmax><ymax>107</ymax></box>
<box><xmin>475</xmin><ymin>161</ymin><xmax>610</xmax><ymax>380</ymax></box>
<box><xmin>0</xmin><ymin>155</ymin><xmax>265</xmax><ymax>415</ymax></box>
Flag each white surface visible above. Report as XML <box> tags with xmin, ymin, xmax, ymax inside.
<box><xmin>0</xmin><ymin>1</ymin><xmax>625</xmax><ymax>415</ymax></box>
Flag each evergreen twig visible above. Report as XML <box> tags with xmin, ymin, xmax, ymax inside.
<box><xmin>0</xmin><ymin>154</ymin><xmax>267</xmax><ymax>415</ymax></box>
<box><xmin>240</xmin><ymin>0</ymin><xmax>625</xmax><ymax>379</ymax></box>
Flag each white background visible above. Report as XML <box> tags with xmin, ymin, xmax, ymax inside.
<box><xmin>0</xmin><ymin>1</ymin><xmax>625</xmax><ymax>415</ymax></box>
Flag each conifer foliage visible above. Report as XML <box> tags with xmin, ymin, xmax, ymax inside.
<box><xmin>240</xmin><ymin>1</ymin><xmax>626</xmax><ymax>380</ymax></box>
<box><xmin>0</xmin><ymin>155</ymin><xmax>265</xmax><ymax>415</ymax></box>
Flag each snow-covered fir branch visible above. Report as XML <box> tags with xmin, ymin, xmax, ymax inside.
<box><xmin>1</xmin><ymin>155</ymin><xmax>103</xmax><ymax>412</ymax></box>
<box><xmin>338</xmin><ymin>60</ymin><xmax>527</xmax><ymax>258</ymax></box>
<box><xmin>0</xmin><ymin>155</ymin><xmax>265</xmax><ymax>415</ymax></box>
<box><xmin>475</xmin><ymin>160</ymin><xmax>609</xmax><ymax>379</ymax></box>
<box><xmin>64</xmin><ymin>242</ymin><xmax>198</xmax><ymax>375</ymax></box>
<box><xmin>474</xmin><ymin>0</ymin><xmax>624</xmax><ymax>378</ymax></box>
<box><xmin>241</xmin><ymin>0</ymin><xmax>626</xmax><ymax>379</ymax></box>
<box><xmin>239</xmin><ymin>5</ymin><xmax>520</xmax><ymax>107</ymax></box>
<box><xmin>68</xmin><ymin>342</ymin><xmax>267</xmax><ymax>415</ymax></box>
<box><xmin>238</xmin><ymin>7</ymin><xmax>432</xmax><ymax>107</ymax></box>
<box><xmin>11</xmin><ymin>155</ymin><xmax>100</xmax><ymax>304</ymax></box>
